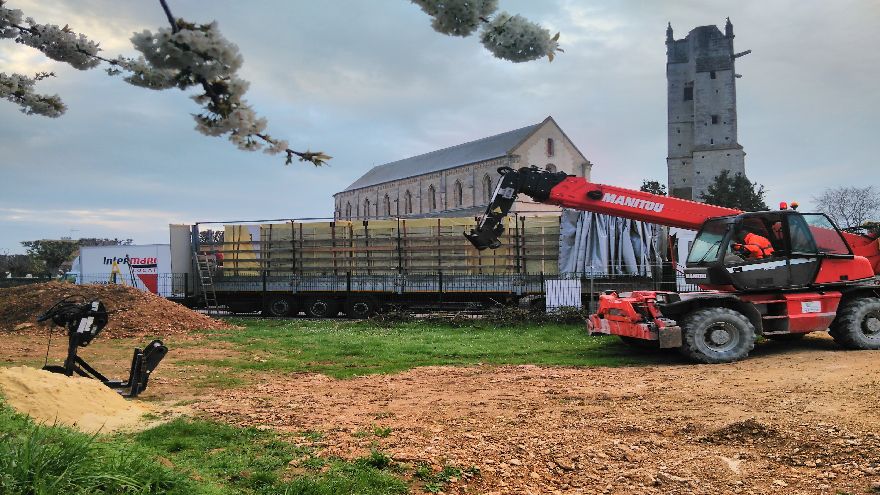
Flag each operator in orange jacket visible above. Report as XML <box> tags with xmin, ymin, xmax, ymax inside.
<box><xmin>733</xmin><ymin>230</ymin><xmax>775</xmax><ymax>259</ymax></box>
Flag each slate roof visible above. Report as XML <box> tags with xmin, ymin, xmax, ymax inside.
<box><xmin>341</xmin><ymin>122</ymin><xmax>541</xmax><ymax>192</ymax></box>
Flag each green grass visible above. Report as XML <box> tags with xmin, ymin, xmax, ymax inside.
<box><xmin>0</xmin><ymin>401</ymin><xmax>194</xmax><ymax>495</ymax></box>
<box><xmin>185</xmin><ymin>318</ymin><xmax>670</xmax><ymax>379</ymax></box>
<box><xmin>0</xmin><ymin>401</ymin><xmax>407</xmax><ymax>495</ymax></box>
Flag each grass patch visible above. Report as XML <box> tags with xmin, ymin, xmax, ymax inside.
<box><xmin>0</xmin><ymin>401</ymin><xmax>194</xmax><ymax>495</ymax></box>
<box><xmin>0</xmin><ymin>400</ymin><xmax>407</xmax><ymax>495</ymax></box>
<box><xmin>415</xmin><ymin>463</ymin><xmax>479</xmax><ymax>493</ymax></box>
<box><xmin>184</xmin><ymin>318</ymin><xmax>671</xmax><ymax>379</ymax></box>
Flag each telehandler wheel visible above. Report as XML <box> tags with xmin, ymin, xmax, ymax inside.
<box><xmin>829</xmin><ymin>297</ymin><xmax>880</xmax><ymax>350</ymax></box>
<box><xmin>265</xmin><ymin>296</ymin><xmax>296</xmax><ymax>317</ymax></box>
<box><xmin>680</xmin><ymin>307</ymin><xmax>756</xmax><ymax>363</ymax></box>
<box><xmin>304</xmin><ymin>297</ymin><xmax>340</xmax><ymax>318</ymax></box>
<box><xmin>344</xmin><ymin>297</ymin><xmax>377</xmax><ymax>319</ymax></box>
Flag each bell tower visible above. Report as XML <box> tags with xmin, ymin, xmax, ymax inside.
<box><xmin>666</xmin><ymin>18</ymin><xmax>750</xmax><ymax>201</ymax></box>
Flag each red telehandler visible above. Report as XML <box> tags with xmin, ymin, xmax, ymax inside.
<box><xmin>466</xmin><ymin>166</ymin><xmax>880</xmax><ymax>363</ymax></box>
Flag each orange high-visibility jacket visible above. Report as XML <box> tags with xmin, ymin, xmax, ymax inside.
<box><xmin>742</xmin><ymin>233</ymin><xmax>775</xmax><ymax>259</ymax></box>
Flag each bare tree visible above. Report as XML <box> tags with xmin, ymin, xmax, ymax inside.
<box><xmin>813</xmin><ymin>186</ymin><xmax>880</xmax><ymax>229</ymax></box>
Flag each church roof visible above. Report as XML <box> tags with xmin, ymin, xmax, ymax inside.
<box><xmin>341</xmin><ymin>121</ymin><xmax>542</xmax><ymax>192</ymax></box>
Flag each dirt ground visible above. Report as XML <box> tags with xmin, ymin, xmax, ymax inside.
<box><xmin>2</xmin><ymin>332</ymin><xmax>878</xmax><ymax>495</ymax></box>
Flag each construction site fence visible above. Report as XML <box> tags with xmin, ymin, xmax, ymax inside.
<box><xmin>0</xmin><ymin>276</ymin><xmax>53</xmax><ymax>289</ymax></box>
<box><xmin>71</xmin><ymin>265</ymin><xmax>700</xmax><ymax>310</ymax></box>
<box><xmin>74</xmin><ymin>273</ymin><xmax>188</xmax><ymax>298</ymax></box>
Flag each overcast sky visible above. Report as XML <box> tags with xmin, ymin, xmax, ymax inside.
<box><xmin>1</xmin><ymin>0</ymin><xmax>878</xmax><ymax>253</ymax></box>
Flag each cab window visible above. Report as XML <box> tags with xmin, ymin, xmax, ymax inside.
<box><xmin>787</xmin><ymin>215</ymin><xmax>817</xmax><ymax>253</ymax></box>
<box><xmin>687</xmin><ymin>220</ymin><xmax>728</xmax><ymax>264</ymax></box>
<box><xmin>800</xmin><ymin>214</ymin><xmax>850</xmax><ymax>255</ymax></box>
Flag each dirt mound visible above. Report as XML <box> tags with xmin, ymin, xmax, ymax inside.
<box><xmin>701</xmin><ymin>418</ymin><xmax>782</xmax><ymax>445</ymax></box>
<box><xmin>0</xmin><ymin>281</ymin><xmax>233</xmax><ymax>338</ymax></box>
<box><xmin>0</xmin><ymin>366</ymin><xmax>150</xmax><ymax>432</ymax></box>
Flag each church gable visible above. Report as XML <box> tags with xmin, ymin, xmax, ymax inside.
<box><xmin>333</xmin><ymin>116</ymin><xmax>590</xmax><ymax>220</ymax></box>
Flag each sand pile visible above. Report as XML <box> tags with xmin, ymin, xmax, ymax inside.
<box><xmin>0</xmin><ymin>281</ymin><xmax>233</xmax><ymax>338</ymax></box>
<box><xmin>0</xmin><ymin>366</ymin><xmax>151</xmax><ymax>433</ymax></box>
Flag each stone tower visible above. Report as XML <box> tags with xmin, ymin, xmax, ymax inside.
<box><xmin>666</xmin><ymin>18</ymin><xmax>750</xmax><ymax>201</ymax></box>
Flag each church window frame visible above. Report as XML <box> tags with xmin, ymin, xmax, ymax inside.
<box><xmin>364</xmin><ymin>198</ymin><xmax>371</xmax><ymax>219</ymax></box>
<box><xmin>383</xmin><ymin>194</ymin><xmax>391</xmax><ymax>217</ymax></box>
<box><xmin>453</xmin><ymin>180</ymin><xmax>463</xmax><ymax>208</ymax></box>
<box><xmin>345</xmin><ymin>202</ymin><xmax>352</xmax><ymax>220</ymax></box>
<box><xmin>546</xmin><ymin>138</ymin><xmax>555</xmax><ymax>157</ymax></box>
<box><xmin>482</xmin><ymin>174</ymin><xmax>493</xmax><ymax>203</ymax></box>
<box><xmin>404</xmin><ymin>190</ymin><xmax>413</xmax><ymax>214</ymax></box>
<box><xmin>428</xmin><ymin>185</ymin><xmax>437</xmax><ymax>211</ymax></box>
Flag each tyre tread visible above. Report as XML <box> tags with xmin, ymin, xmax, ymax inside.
<box><xmin>829</xmin><ymin>297</ymin><xmax>880</xmax><ymax>350</ymax></box>
<box><xmin>680</xmin><ymin>307</ymin><xmax>756</xmax><ymax>364</ymax></box>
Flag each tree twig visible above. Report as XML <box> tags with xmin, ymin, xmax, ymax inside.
<box><xmin>158</xmin><ymin>0</ymin><xmax>179</xmax><ymax>32</ymax></box>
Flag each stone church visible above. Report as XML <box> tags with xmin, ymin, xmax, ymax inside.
<box><xmin>666</xmin><ymin>18</ymin><xmax>750</xmax><ymax>201</ymax></box>
<box><xmin>333</xmin><ymin>116</ymin><xmax>591</xmax><ymax>221</ymax></box>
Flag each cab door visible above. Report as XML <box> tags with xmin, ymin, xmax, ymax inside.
<box><xmin>723</xmin><ymin>216</ymin><xmax>791</xmax><ymax>291</ymax></box>
<box><xmin>785</xmin><ymin>213</ymin><xmax>822</xmax><ymax>287</ymax></box>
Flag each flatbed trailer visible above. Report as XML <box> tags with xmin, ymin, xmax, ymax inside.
<box><xmin>169</xmin><ymin>215</ymin><xmax>564</xmax><ymax>317</ymax></box>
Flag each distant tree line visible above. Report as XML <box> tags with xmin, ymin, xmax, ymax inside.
<box><xmin>0</xmin><ymin>238</ymin><xmax>132</xmax><ymax>277</ymax></box>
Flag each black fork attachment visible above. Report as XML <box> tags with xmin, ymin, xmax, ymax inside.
<box><xmin>39</xmin><ymin>300</ymin><xmax>168</xmax><ymax>398</ymax></box>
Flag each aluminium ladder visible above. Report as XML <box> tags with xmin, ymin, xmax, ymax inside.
<box><xmin>194</xmin><ymin>252</ymin><xmax>221</xmax><ymax>314</ymax></box>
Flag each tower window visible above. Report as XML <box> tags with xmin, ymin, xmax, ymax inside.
<box><xmin>710</xmin><ymin>71</ymin><xmax>716</xmax><ymax>79</ymax></box>
<box><xmin>683</xmin><ymin>87</ymin><xmax>693</xmax><ymax>101</ymax></box>
<box><xmin>710</xmin><ymin>138</ymin><xmax>714</xmax><ymax>144</ymax></box>
<box><xmin>711</xmin><ymin>115</ymin><xmax>719</xmax><ymax>124</ymax></box>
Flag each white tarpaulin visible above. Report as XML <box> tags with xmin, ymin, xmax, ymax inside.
<box><xmin>545</xmin><ymin>278</ymin><xmax>582</xmax><ymax>310</ymax></box>
<box><xmin>558</xmin><ymin>209</ymin><xmax>665</xmax><ymax>276</ymax></box>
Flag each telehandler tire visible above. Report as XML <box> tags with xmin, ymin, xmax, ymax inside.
<box><xmin>829</xmin><ymin>297</ymin><xmax>880</xmax><ymax>350</ymax></box>
<box><xmin>680</xmin><ymin>307</ymin><xmax>756</xmax><ymax>363</ymax></box>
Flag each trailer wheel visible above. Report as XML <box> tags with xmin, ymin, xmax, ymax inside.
<box><xmin>345</xmin><ymin>297</ymin><xmax>377</xmax><ymax>319</ymax></box>
<box><xmin>304</xmin><ymin>297</ymin><xmax>340</xmax><ymax>318</ymax></box>
<box><xmin>680</xmin><ymin>307</ymin><xmax>756</xmax><ymax>363</ymax></box>
<box><xmin>829</xmin><ymin>297</ymin><xmax>880</xmax><ymax>350</ymax></box>
<box><xmin>265</xmin><ymin>296</ymin><xmax>296</xmax><ymax>317</ymax></box>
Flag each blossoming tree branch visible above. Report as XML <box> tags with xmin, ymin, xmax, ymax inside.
<box><xmin>0</xmin><ymin>0</ymin><xmax>560</xmax><ymax>166</ymax></box>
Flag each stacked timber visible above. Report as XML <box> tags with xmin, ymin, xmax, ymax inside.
<box><xmin>214</xmin><ymin>216</ymin><xmax>559</xmax><ymax>276</ymax></box>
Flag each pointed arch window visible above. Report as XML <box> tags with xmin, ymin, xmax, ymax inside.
<box><xmin>546</xmin><ymin>138</ymin><xmax>555</xmax><ymax>157</ymax></box>
<box><xmin>482</xmin><ymin>174</ymin><xmax>493</xmax><ymax>203</ymax></box>
<box><xmin>363</xmin><ymin>198</ymin><xmax>371</xmax><ymax>219</ymax></box>
<box><xmin>345</xmin><ymin>202</ymin><xmax>352</xmax><ymax>220</ymax></box>
<box><xmin>453</xmin><ymin>180</ymin><xmax>463</xmax><ymax>207</ymax></box>
<box><xmin>404</xmin><ymin>190</ymin><xmax>413</xmax><ymax>214</ymax></box>
<box><xmin>428</xmin><ymin>185</ymin><xmax>436</xmax><ymax>211</ymax></box>
<box><xmin>383</xmin><ymin>195</ymin><xmax>391</xmax><ymax>217</ymax></box>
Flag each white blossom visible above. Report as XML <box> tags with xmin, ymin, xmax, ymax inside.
<box><xmin>264</xmin><ymin>138</ymin><xmax>289</xmax><ymax>155</ymax></box>
<box><xmin>411</xmin><ymin>0</ymin><xmax>497</xmax><ymax>37</ymax></box>
<box><xmin>0</xmin><ymin>72</ymin><xmax>65</xmax><ymax>117</ymax></box>
<box><xmin>17</xmin><ymin>17</ymin><xmax>101</xmax><ymax>70</ymax></box>
<box><xmin>113</xmin><ymin>56</ymin><xmax>177</xmax><ymax>89</ymax></box>
<box><xmin>480</xmin><ymin>12</ymin><xmax>559</xmax><ymax>62</ymax></box>
<box><xmin>0</xmin><ymin>3</ymin><xmax>22</xmax><ymax>38</ymax></box>
<box><xmin>130</xmin><ymin>22</ymin><xmax>242</xmax><ymax>82</ymax></box>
